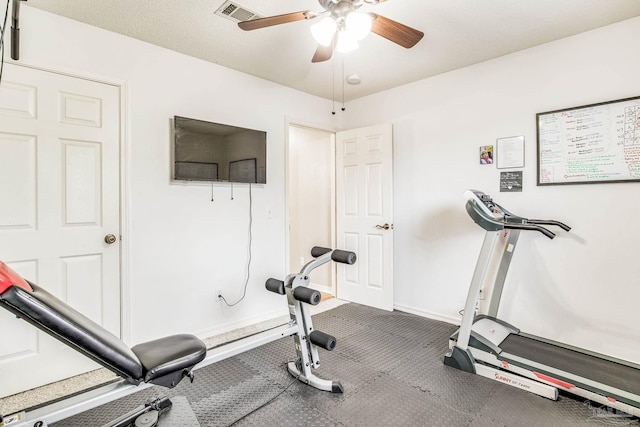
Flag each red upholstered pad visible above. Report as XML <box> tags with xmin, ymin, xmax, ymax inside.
<box><xmin>0</xmin><ymin>261</ymin><xmax>33</xmax><ymax>294</ymax></box>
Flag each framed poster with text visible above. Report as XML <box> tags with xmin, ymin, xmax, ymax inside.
<box><xmin>496</xmin><ymin>136</ymin><xmax>524</xmax><ymax>169</ymax></box>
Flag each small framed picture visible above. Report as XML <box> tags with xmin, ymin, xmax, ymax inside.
<box><xmin>480</xmin><ymin>145</ymin><xmax>494</xmax><ymax>165</ymax></box>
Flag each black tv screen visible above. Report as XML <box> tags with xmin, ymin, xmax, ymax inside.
<box><xmin>173</xmin><ymin>116</ymin><xmax>266</xmax><ymax>184</ymax></box>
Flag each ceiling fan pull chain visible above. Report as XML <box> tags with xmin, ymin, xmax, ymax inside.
<box><xmin>332</xmin><ymin>50</ymin><xmax>336</xmax><ymax>115</ymax></box>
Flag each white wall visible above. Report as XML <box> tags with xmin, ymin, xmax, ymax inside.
<box><xmin>14</xmin><ymin>6</ymin><xmax>343</xmax><ymax>345</ymax></box>
<box><xmin>11</xmin><ymin>5</ymin><xmax>640</xmax><ymax>365</ymax></box>
<box><xmin>345</xmin><ymin>17</ymin><xmax>640</xmax><ymax>364</ymax></box>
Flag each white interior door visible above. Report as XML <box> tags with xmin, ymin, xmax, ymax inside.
<box><xmin>0</xmin><ymin>64</ymin><xmax>121</xmax><ymax>397</ymax></box>
<box><xmin>336</xmin><ymin>123</ymin><xmax>393</xmax><ymax>311</ymax></box>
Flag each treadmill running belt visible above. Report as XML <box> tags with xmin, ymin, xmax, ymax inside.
<box><xmin>500</xmin><ymin>334</ymin><xmax>640</xmax><ymax>396</ymax></box>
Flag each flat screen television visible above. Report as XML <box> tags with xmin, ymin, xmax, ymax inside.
<box><xmin>173</xmin><ymin>116</ymin><xmax>266</xmax><ymax>184</ymax></box>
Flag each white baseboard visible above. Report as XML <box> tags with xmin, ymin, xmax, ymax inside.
<box><xmin>393</xmin><ymin>303</ymin><xmax>461</xmax><ymax>326</ymax></box>
<box><xmin>196</xmin><ymin>306</ymin><xmax>289</xmax><ymax>341</ymax></box>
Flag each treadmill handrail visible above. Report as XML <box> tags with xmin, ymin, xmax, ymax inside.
<box><xmin>493</xmin><ymin>202</ymin><xmax>570</xmax><ymax>233</ymax></box>
<box><xmin>527</xmin><ymin>219</ymin><xmax>571</xmax><ymax>232</ymax></box>
<box><xmin>504</xmin><ymin>223</ymin><xmax>555</xmax><ymax>239</ymax></box>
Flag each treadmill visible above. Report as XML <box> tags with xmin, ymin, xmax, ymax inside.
<box><xmin>444</xmin><ymin>189</ymin><xmax>640</xmax><ymax>417</ymax></box>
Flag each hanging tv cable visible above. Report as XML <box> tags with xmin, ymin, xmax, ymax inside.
<box><xmin>218</xmin><ymin>183</ymin><xmax>253</xmax><ymax>307</ymax></box>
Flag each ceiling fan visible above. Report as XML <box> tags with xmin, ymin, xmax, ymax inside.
<box><xmin>238</xmin><ymin>0</ymin><xmax>424</xmax><ymax>63</ymax></box>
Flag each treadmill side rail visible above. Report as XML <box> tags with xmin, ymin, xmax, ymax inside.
<box><xmin>474</xmin><ymin>363</ymin><xmax>559</xmax><ymax>400</ymax></box>
<box><xmin>471</xmin><ymin>348</ymin><xmax>640</xmax><ymax>418</ymax></box>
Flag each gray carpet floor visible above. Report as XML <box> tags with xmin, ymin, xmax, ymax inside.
<box><xmin>52</xmin><ymin>303</ymin><xmax>639</xmax><ymax>426</ymax></box>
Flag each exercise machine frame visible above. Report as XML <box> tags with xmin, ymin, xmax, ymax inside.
<box><xmin>1</xmin><ymin>246</ymin><xmax>355</xmax><ymax>427</ymax></box>
<box><xmin>444</xmin><ymin>189</ymin><xmax>640</xmax><ymax>418</ymax></box>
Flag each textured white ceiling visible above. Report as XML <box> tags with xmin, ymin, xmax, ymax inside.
<box><xmin>24</xmin><ymin>0</ymin><xmax>640</xmax><ymax>101</ymax></box>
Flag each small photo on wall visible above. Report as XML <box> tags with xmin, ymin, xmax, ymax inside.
<box><xmin>480</xmin><ymin>145</ymin><xmax>494</xmax><ymax>165</ymax></box>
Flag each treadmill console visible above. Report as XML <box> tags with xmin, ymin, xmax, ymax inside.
<box><xmin>463</xmin><ymin>190</ymin><xmax>504</xmax><ymax>220</ymax></box>
<box><xmin>462</xmin><ymin>190</ymin><xmax>564</xmax><ymax>238</ymax></box>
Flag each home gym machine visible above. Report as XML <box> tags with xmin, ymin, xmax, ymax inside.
<box><xmin>0</xmin><ymin>246</ymin><xmax>355</xmax><ymax>427</ymax></box>
<box><xmin>265</xmin><ymin>246</ymin><xmax>355</xmax><ymax>393</ymax></box>
<box><xmin>444</xmin><ymin>189</ymin><xmax>640</xmax><ymax>417</ymax></box>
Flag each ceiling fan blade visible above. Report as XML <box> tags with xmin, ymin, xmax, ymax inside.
<box><xmin>370</xmin><ymin>14</ymin><xmax>424</xmax><ymax>48</ymax></box>
<box><xmin>238</xmin><ymin>11</ymin><xmax>316</xmax><ymax>31</ymax></box>
<box><xmin>312</xmin><ymin>43</ymin><xmax>334</xmax><ymax>63</ymax></box>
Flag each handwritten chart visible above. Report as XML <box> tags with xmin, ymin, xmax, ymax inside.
<box><xmin>537</xmin><ymin>96</ymin><xmax>640</xmax><ymax>185</ymax></box>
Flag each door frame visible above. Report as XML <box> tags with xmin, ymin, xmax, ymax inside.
<box><xmin>285</xmin><ymin>118</ymin><xmax>338</xmax><ymax>295</ymax></box>
<box><xmin>6</xmin><ymin>59</ymin><xmax>131</xmax><ymax>342</ymax></box>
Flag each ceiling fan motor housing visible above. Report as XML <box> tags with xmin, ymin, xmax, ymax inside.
<box><xmin>319</xmin><ymin>0</ymin><xmax>362</xmax><ymax>19</ymax></box>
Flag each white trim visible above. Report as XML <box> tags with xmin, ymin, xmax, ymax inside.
<box><xmin>118</xmin><ymin>81</ymin><xmax>132</xmax><ymax>345</ymax></box>
<box><xmin>5</xmin><ymin>58</ymin><xmax>126</xmax><ymax>88</ymax></box>
<box><xmin>394</xmin><ymin>303</ymin><xmax>461</xmax><ymax>326</ymax></box>
<box><xmin>284</xmin><ymin>115</ymin><xmax>342</xmax><ymax>135</ymax></box>
<box><xmin>194</xmin><ymin>306</ymin><xmax>288</xmax><ymax>341</ymax></box>
<box><xmin>284</xmin><ymin>120</ymin><xmax>292</xmax><ymax>277</ymax></box>
<box><xmin>284</xmin><ymin>119</ymin><xmax>338</xmax><ymax>294</ymax></box>
<box><xmin>329</xmin><ymin>133</ymin><xmax>337</xmax><ymax>296</ymax></box>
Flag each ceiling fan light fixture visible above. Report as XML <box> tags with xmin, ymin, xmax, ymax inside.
<box><xmin>311</xmin><ymin>16</ymin><xmax>337</xmax><ymax>46</ymax></box>
<box><xmin>345</xmin><ymin>12</ymin><xmax>372</xmax><ymax>41</ymax></box>
<box><xmin>336</xmin><ymin>30</ymin><xmax>359</xmax><ymax>53</ymax></box>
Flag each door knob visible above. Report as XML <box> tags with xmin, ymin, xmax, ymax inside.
<box><xmin>375</xmin><ymin>223</ymin><xmax>392</xmax><ymax>230</ymax></box>
<box><xmin>104</xmin><ymin>234</ymin><xmax>117</xmax><ymax>244</ymax></box>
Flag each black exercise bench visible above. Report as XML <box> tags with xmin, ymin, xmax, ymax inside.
<box><xmin>0</xmin><ymin>261</ymin><xmax>206</xmax><ymax>426</ymax></box>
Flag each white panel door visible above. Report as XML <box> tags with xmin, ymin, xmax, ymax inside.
<box><xmin>0</xmin><ymin>64</ymin><xmax>121</xmax><ymax>397</ymax></box>
<box><xmin>336</xmin><ymin>123</ymin><xmax>393</xmax><ymax>311</ymax></box>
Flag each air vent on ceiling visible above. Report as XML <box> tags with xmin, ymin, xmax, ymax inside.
<box><xmin>215</xmin><ymin>1</ymin><xmax>261</xmax><ymax>23</ymax></box>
